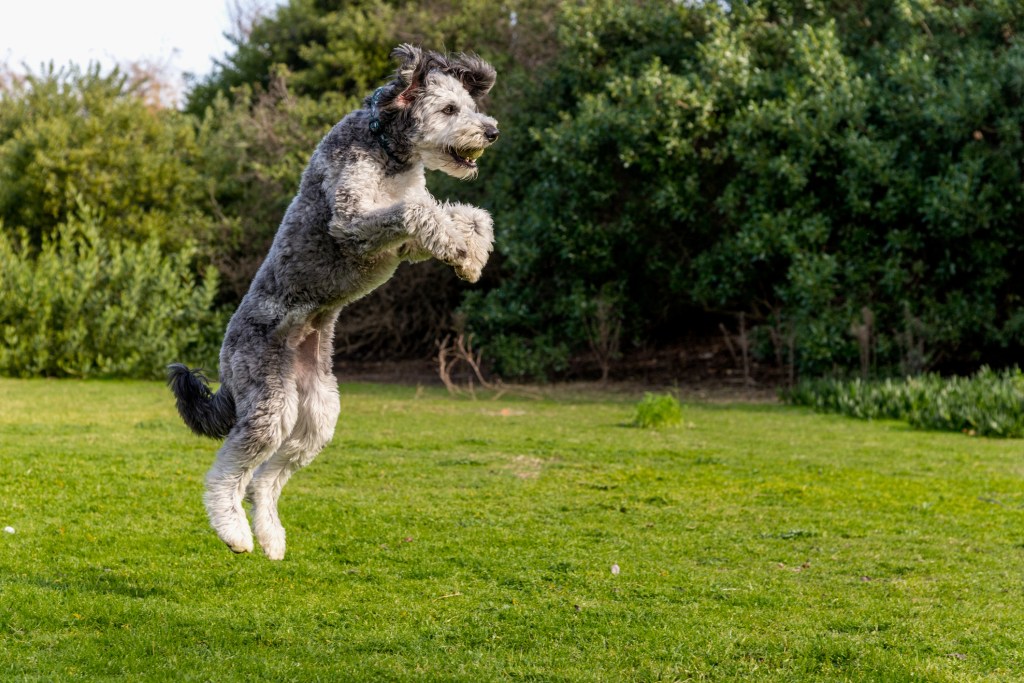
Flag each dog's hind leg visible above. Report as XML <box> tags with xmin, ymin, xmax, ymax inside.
<box><xmin>248</xmin><ymin>327</ymin><xmax>340</xmax><ymax>560</ymax></box>
<box><xmin>205</xmin><ymin>379</ymin><xmax>298</xmax><ymax>554</ymax></box>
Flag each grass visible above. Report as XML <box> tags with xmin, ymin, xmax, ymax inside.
<box><xmin>1</xmin><ymin>378</ymin><xmax>1024</xmax><ymax>681</ymax></box>
<box><xmin>632</xmin><ymin>392</ymin><xmax>683</xmax><ymax>429</ymax></box>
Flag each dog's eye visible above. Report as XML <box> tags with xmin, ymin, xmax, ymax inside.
<box><xmin>442</xmin><ymin>104</ymin><xmax>458</xmax><ymax>115</ymax></box>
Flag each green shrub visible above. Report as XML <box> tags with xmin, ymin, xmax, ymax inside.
<box><xmin>460</xmin><ymin>1</ymin><xmax>1024</xmax><ymax>378</ymax></box>
<box><xmin>0</xmin><ymin>65</ymin><xmax>214</xmax><ymax>251</ymax></box>
<box><xmin>783</xmin><ymin>376</ymin><xmax>936</xmax><ymax>421</ymax></box>
<box><xmin>632</xmin><ymin>393</ymin><xmax>682</xmax><ymax>429</ymax></box>
<box><xmin>481</xmin><ymin>333</ymin><xmax>570</xmax><ymax>383</ymax></box>
<box><xmin>906</xmin><ymin>368</ymin><xmax>1024</xmax><ymax>438</ymax></box>
<box><xmin>0</xmin><ymin>209</ymin><xmax>225</xmax><ymax>378</ymax></box>
<box><xmin>784</xmin><ymin>368</ymin><xmax>1024</xmax><ymax>438</ymax></box>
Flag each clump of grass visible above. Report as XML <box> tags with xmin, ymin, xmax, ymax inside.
<box><xmin>784</xmin><ymin>366</ymin><xmax>1024</xmax><ymax>437</ymax></box>
<box><xmin>632</xmin><ymin>392</ymin><xmax>682</xmax><ymax>428</ymax></box>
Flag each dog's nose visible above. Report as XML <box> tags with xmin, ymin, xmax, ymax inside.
<box><xmin>484</xmin><ymin>125</ymin><xmax>500</xmax><ymax>142</ymax></box>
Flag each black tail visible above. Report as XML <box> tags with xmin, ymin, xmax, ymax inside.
<box><xmin>166</xmin><ymin>363</ymin><xmax>237</xmax><ymax>439</ymax></box>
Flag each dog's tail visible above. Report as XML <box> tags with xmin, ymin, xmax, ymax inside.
<box><xmin>166</xmin><ymin>364</ymin><xmax>237</xmax><ymax>439</ymax></box>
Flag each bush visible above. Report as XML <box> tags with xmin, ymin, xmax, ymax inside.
<box><xmin>783</xmin><ymin>376</ymin><xmax>934</xmax><ymax>421</ymax></box>
<box><xmin>784</xmin><ymin>368</ymin><xmax>1024</xmax><ymax>438</ymax></box>
<box><xmin>632</xmin><ymin>393</ymin><xmax>682</xmax><ymax>429</ymax></box>
<box><xmin>0</xmin><ymin>209</ymin><xmax>224</xmax><ymax>378</ymax></box>
<box><xmin>464</xmin><ymin>0</ymin><xmax>1024</xmax><ymax>379</ymax></box>
<box><xmin>0</xmin><ymin>65</ymin><xmax>213</xmax><ymax>251</ymax></box>
<box><xmin>907</xmin><ymin>368</ymin><xmax>1024</xmax><ymax>437</ymax></box>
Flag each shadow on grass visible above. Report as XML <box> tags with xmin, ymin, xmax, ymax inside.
<box><xmin>17</xmin><ymin>572</ymin><xmax>173</xmax><ymax>600</ymax></box>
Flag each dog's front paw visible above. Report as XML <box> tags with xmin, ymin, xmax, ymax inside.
<box><xmin>446</xmin><ymin>203</ymin><xmax>494</xmax><ymax>244</ymax></box>
<box><xmin>445</xmin><ymin>203</ymin><xmax>493</xmax><ymax>283</ymax></box>
<box><xmin>453</xmin><ymin>259</ymin><xmax>484</xmax><ymax>283</ymax></box>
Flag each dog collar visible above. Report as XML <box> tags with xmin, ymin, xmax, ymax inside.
<box><xmin>369</xmin><ymin>87</ymin><xmax>401</xmax><ymax>164</ymax></box>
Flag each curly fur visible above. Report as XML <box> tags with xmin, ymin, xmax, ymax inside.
<box><xmin>168</xmin><ymin>45</ymin><xmax>499</xmax><ymax>560</ymax></box>
<box><xmin>166</xmin><ymin>364</ymin><xmax>236</xmax><ymax>438</ymax></box>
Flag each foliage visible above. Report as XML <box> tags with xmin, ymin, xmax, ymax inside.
<box><xmin>193</xmin><ymin>72</ymin><xmax>346</xmax><ymax>299</ymax></box>
<box><xmin>186</xmin><ymin>0</ymin><xmax>559</xmax><ymax>116</ymax></box>
<box><xmin>3</xmin><ymin>1</ymin><xmax>1023</xmax><ymax>377</ymax></box>
<box><xmin>4</xmin><ymin>380</ymin><xmax>1024</xmax><ymax>679</ymax></box>
<box><xmin>191</xmin><ymin>0</ymin><xmax>1024</xmax><ymax>378</ymax></box>
<box><xmin>785</xmin><ymin>367</ymin><xmax>1024</xmax><ymax>438</ymax></box>
<box><xmin>0</xmin><ymin>210</ymin><xmax>223</xmax><ymax>378</ymax></box>
<box><xmin>784</xmin><ymin>376</ymin><xmax>926</xmax><ymax>422</ymax></box>
<box><xmin>907</xmin><ymin>368</ymin><xmax>1024</xmax><ymax>437</ymax></box>
<box><xmin>463</xmin><ymin>0</ymin><xmax>1024</xmax><ymax>379</ymax></box>
<box><xmin>632</xmin><ymin>392</ymin><xmax>683</xmax><ymax>429</ymax></box>
<box><xmin>0</xmin><ymin>64</ymin><xmax>214</xmax><ymax>250</ymax></box>
<box><xmin>186</xmin><ymin>0</ymin><xmax>398</xmax><ymax>116</ymax></box>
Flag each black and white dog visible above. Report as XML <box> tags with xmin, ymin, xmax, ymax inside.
<box><xmin>169</xmin><ymin>45</ymin><xmax>499</xmax><ymax>559</ymax></box>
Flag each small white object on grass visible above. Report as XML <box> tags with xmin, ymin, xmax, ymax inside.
<box><xmin>611</xmin><ymin>563</ymin><xmax>620</xmax><ymax>575</ymax></box>
<box><xmin>3</xmin><ymin>526</ymin><xmax>14</xmax><ymax>534</ymax></box>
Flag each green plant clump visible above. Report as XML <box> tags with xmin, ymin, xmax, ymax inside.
<box><xmin>0</xmin><ymin>211</ymin><xmax>224</xmax><ymax>378</ymax></box>
<box><xmin>632</xmin><ymin>392</ymin><xmax>682</xmax><ymax>429</ymax></box>
<box><xmin>784</xmin><ymin>367</ymin><xmax>1024</xmax><ymax>438</ymax></box>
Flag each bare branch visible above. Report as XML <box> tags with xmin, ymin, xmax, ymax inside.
<box><xmin>226</xmin><ymin>0</ymin><xmax>273</xmax><ymax>43</ymax></box>
<box><xmin>435</xmin><ymin>332</ymin><xmax>506</xmax><ymax>399</ymax></box>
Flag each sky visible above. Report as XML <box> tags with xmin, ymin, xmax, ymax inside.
<box><xmin>0</xmin><ymin>1</ymin><xmax>261</xmax><ymax>100</ymax></box>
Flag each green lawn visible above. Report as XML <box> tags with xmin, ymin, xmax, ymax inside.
<box><xmin>1</xmin><ymin>379</ymin><xmax>1023</xmax><ymax>681</ymax></box>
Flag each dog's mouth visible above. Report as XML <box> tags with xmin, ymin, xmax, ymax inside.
<box><xmin>449</xmin><ymin>148</ymin><xmax>484</xmax><ymax>168</ymax></box>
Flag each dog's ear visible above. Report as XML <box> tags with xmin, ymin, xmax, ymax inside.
<box><xmin>392</xmin><ymin>43</ymin><xmax>423</xmax><ymax>86</ymax></box>
<box><xmin>391</xmin><ymin>43</ymin><xmax>445</xmax><ymax>108</ymax></box>
<box><xmin>449</xmin><ymin>53</ymin><xmax>496</xmax><ymax>100</ymax></box>
<box><xmin>391</xmin><ymin>43</ymin><xmax>424</xmax><ymax>107</ymax></box>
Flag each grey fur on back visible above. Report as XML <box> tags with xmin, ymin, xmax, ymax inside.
<box><xmin>167</xmin><ymin>44</ymin><xmax>499</xmax><ymax>559</ymax></box>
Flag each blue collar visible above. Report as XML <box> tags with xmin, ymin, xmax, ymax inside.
<box><xmin>368</xmin><ymin>87</ymin><xmax>401</xmax><ymax>163</ymax></box>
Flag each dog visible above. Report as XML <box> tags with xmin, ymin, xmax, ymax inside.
<box><xmin>168</xmin><ymin>44</ymin><xmax>499</xmax><ymax>560</ymax></box>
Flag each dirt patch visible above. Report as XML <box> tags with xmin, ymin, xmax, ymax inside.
<box><xmin>335</xmin><ymin>358</ymin><xmax>440</xmax><ymax>385</ymax></box>
<box><xmin>334</xmin><ymin>337</ymin><xmax>784</xmax><ymax>403</ymax></box>
<box><xmin>507</xmin><ymin>455</ymin><xmax>544</xmax><ymax>479</ymax></box>
<box><xmin>481</xmin><ymin>408</ymin><xmax>528</xmax><ymax>417</ymax></box>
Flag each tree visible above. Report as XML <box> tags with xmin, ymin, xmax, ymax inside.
<box><xmin>182</xmin><ymin>0</ymin><xmax>1024</xmax><ymax>379</ymax></box>
<box><xmin>0</xmin><ymin>209</ymin><xmax>222</xmax><ymax>378</ymax></box>
<box><xmin>465</xmin><ymin>0</ymin><xmax>1024</xmax><ymax>379</ymax></box>
<box><xmin>0</xmin><ymin>64</ymin><xmax>213</xmax><ymax>250</ymax></box>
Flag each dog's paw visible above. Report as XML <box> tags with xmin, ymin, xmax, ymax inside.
<box><xmin>216</xmin><ymin>516</ymin><xmax>254</xmax><ymax>554</ymax></box>
<box><xmin>446</xmin><ymin>203</ymin><xmax>494</xmax><ymax>244</ymax></box>
<box><xmin>453</xmin><ymin>259</ymin><xmax>484</xmax><ymax>283</ymax></box>
<box><xmin>250</xmin><ymin>495</ymin><xmax>288</xmax><ymax>560</ymax></box>
<box><xmin>450</xmin><ymin>239</ymin><xmax>485</xmax><ymax>284</ymax></box>
<box><xmin>205</xmin><ymin>474</ymin><xmax>254</xmax><ymax>553</ymax></box>
<box><xmin>445</xmin><ymin>203</ymin><xmax>493</xmax><ymax>283</ymax></box>
<box><xmin>255</xmin><ymin>524</ymin><xmax>287</xmax><ymax>561</ymax></box>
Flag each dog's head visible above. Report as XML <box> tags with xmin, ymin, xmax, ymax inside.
<box><xmin>377</xmin><ymin>44</ymin><xmax>499</xmax><ymax>180</ymax></box>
